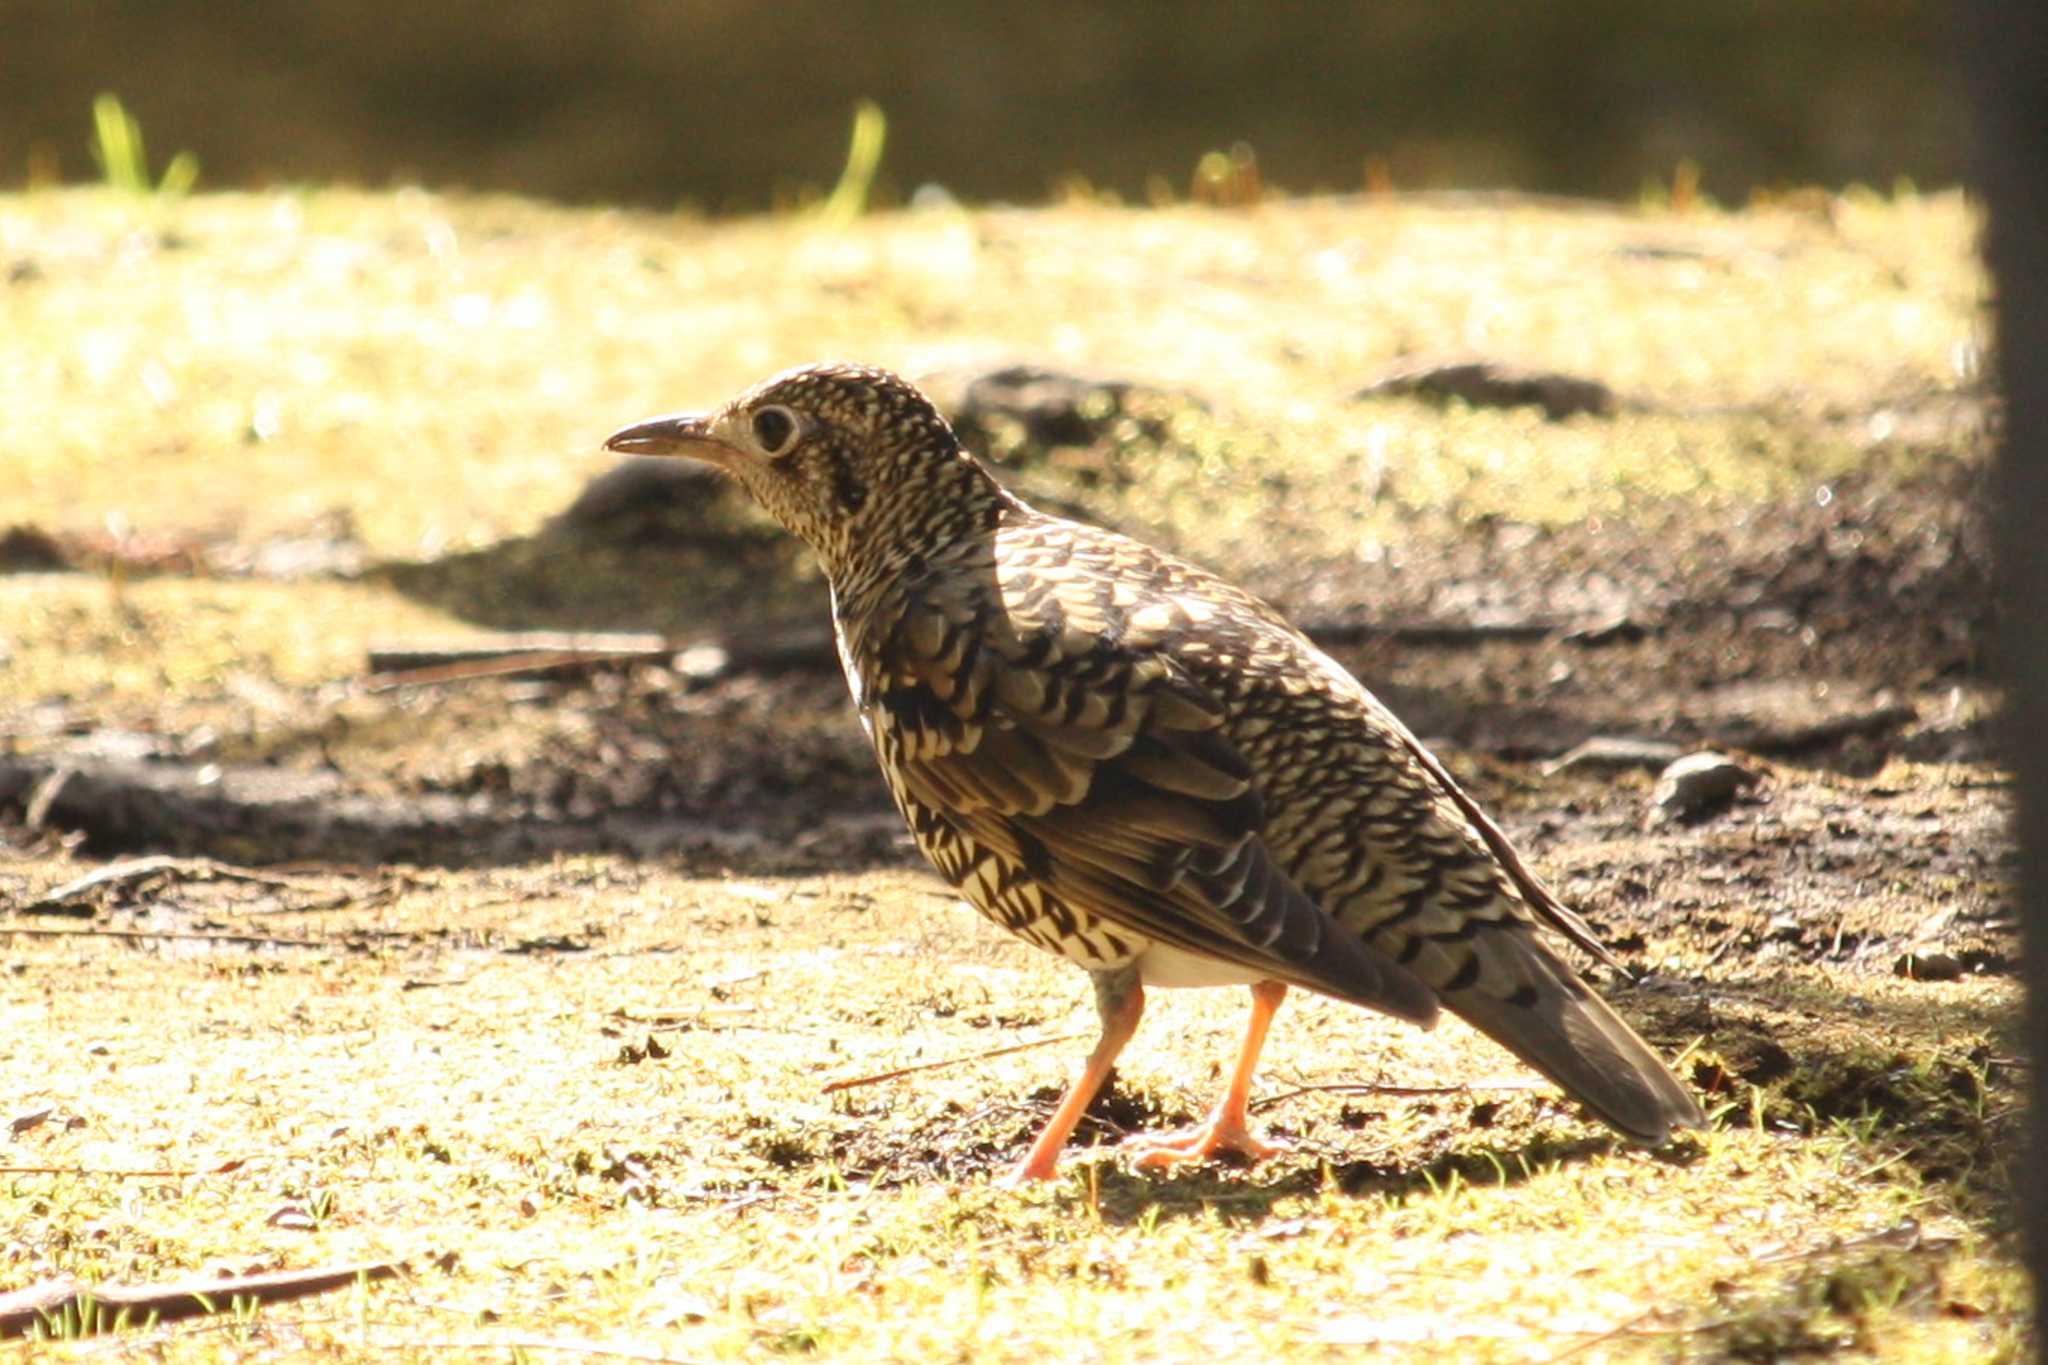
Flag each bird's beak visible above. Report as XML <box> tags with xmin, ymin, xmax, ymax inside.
<box><xmin>603</xmin><ymin>411</ymin><xmax>728</xmax><ymax>460</ymax></box>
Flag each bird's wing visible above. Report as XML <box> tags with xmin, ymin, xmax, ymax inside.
<box><xmin>870</xmin><ymin>586</ymin><xmax>1439</xmax><ymax>1025</ymax></box>
<box><xmin>1380</xmin><ymin>715</ymin><xmax>1628</xmax><ymax>973</ymax></box>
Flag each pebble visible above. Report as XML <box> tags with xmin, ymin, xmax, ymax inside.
<box><xmin>1893</xmin><ymin>950</ymin><xmax>1964</xmax><ymax>982</ymax></box>
<box><xmin>1650</xmin><ymin>750</ymin><xmax>1760</xmax><ymax>819</ymax></box>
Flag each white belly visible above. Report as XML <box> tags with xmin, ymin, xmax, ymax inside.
<box><xmin>1134</xmin><ymin>941</ymin><xmax>1266</xmax><ymax>989</ymax></box>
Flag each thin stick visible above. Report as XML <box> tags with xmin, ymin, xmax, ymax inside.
<box><xmin>0</xmin><ymin>1261</ymin><xmax>400</xmax><ymax>1341</ymax></box>
<box><xmin>23</xmin><ymin>855</ymin><xmax>349</xmax><ymax>914</ymax></box>
<box><xmin>383</xmin><ymin>1336</ymin><xmax>704</xmax><ymax>1364</ymax></box>
<box><xmin>1250</xmin><ymin>1079</ymin><xmax>1546</xmax><ymax>1112</ymax></box>
<box><xmin>365</xmin><ymin>631</ymin><xmax>671</xmax><ymax>674</ymax></box>
<box><xmin>1701</xmin><ymin>929</ymin><xmax>1746</xmax><ymax>970</ymax></box>
<box><xmin>0</xmin><ymin>926</ymin><xmax>335</xmax><ymax>949</ymax></box>
<box><xmin>366</xmin><ymin>649</ymin><xmax>649</xmax><ymax>693</ymax></box>
<box><xmin>822</xmin><ymin>1032</ymin><xmax>1088</xmax><ymax>1094</ymax></box>
<box><xmin>610</xmin><ymin>1006</ymin><xmax>759</xmax><ymax>1028</ymax></box>
<box><xmin>359</xmin><ymin>611</ymin><xmax>1620</xmax><ymax>696</ymax></box>
<box><xmin>1752</xmin><ymin>1220</ymin><xmax>1952</xmax><ymax>1266</ymax></box>
<box><xmin>1546</xmin><ymin>1307</ymin><xmax>1668</xmax><ymax>1362</ymax></box>
<box><xmin>0</xmin><ymin>1165</ymin><xmax>206</xmax><ymax>1178</ymax></box>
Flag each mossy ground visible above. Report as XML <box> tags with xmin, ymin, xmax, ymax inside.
<box><xmin>0</xmin><ymin>186</ymin><xmax>2026</xmax><ymax>1360</ymax></box>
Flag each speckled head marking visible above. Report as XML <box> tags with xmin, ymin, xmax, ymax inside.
<box><xmin>604</xmin><ymin>362</ymin><xmax>1010</xmax><ymax>585</ymax></box>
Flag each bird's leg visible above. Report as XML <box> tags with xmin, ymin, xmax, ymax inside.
<box><xmin>1124</xmin><ymin>980</ymin><xmax>1289</xmax><ymax>1170</ymax></box>
<box><xmin>1005</xmin><ymin>967</ymin><xmax>1145</xmax><ymax>1185</ymax></box>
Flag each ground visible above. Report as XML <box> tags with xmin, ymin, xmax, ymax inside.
<box><xmin>0</xmin><ymin>186</ymin><xmax>2028</xmax><ymax>1360</ymax></box>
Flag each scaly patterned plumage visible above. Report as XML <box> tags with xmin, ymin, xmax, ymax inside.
<box><xmin>606</xmin><ymin>362</ymin><xmax>1703</xmax><ymax>1182</ymax></box>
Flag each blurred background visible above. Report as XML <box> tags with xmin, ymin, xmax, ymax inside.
<box><xmin>1</xmin><ymin>0</ymin><xmax>1963</xmax><ymax>208</ymax></box>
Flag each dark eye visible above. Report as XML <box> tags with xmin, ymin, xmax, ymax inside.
<box><xmin>751</xmin><ymin>405</ymin><xmax>797</xmax><ymax>454</ymax></box>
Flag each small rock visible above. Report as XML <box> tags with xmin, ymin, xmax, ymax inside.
<box><xmin>672</xmin><ymin>642</ymin><xmax>732</xmax><ymax>684</ymax></box>
<box><xmin>71</xmin><ymin>729</ymin><xmax>181</xmax><ymax>763</ymax></box>
<box><xmin>1746</xmin><ymin>607</ymin><xmax>1801</xmax><ymax>634</ymax></box>
<box><xmin>1650</xmin><ymin>751</ymin><xmax>1760</xmax><ymax>820</ymax></box>
<box><xmin>8</xmin><ymin>1107</ymin><xmax>53</xmax><ymax>1136</ymax></box>
<box><xmin>1561</xmin><ymin>615</ymin><xmax>1650</xmax><ymax>646</ymax></box>
<box><xmin>1353</xmin><ymin>360</ymin><xmax>1618</xmax><ymax>421</ymax></box>
<box><xmin>1893</xmin><ymin>951</ymin><xmax>1964</xmax><ymax>982</ymax></box>
<box><xmin>0</xmin><ymin>524</ymin><xmax>70</xmax><ymax>571</ymax></box>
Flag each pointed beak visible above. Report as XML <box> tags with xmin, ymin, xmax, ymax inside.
<box><xmin>603</xmin><ymin>411</ymin><xmax>727</xmax><ymax>459</ymax></box>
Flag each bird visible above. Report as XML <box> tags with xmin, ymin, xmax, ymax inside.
<box><xmin>605</xmin><ymin>362</ymin><xmax>1703</xmax><ymax>1184</ymax></box>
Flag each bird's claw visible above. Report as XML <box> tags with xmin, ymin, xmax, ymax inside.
<box><xmin>1000</xmin><ymin>1156</ymin><xmax>1062</xmax><ymax>1187</ymax></box>
<box><xmin>1121</xmin><ymin>1116</ymin><xmax>1287</xmax><ymax>1171</ymax></box>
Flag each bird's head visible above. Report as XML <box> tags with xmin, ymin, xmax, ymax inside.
<box><xmin>604</xmin><ymin>363</ymin><xmax>1006</xmax><ymax>579</ymax></box>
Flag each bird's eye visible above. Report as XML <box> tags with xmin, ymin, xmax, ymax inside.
<box><xmin>751</xmin><ymin>406</ymin><xmax>798</xmax><ymax>455</ymax></box>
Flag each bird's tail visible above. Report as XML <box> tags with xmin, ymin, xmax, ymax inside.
<box><xmin>1435</xmin><ymin>927</ymin><xmax>1703</xmax><ymax>1145</ymax></box>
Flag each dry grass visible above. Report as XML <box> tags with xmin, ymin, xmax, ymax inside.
<box><xmin>0</xmin><ymin>577</ymin><xmax>483</xmax><ymax>706</ymax></box>
<box><xmin>1</xmin><ymin>186</ymin><xmax>1979</xmax><ymax>560</ymax></box>
<box><xmin>0</xmin><ymin>184</ymin><xmax>2028</xmax><ymax>1360</ymax></box>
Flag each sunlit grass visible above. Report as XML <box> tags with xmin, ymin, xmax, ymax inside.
<box><xmin>0</xmin><ymin>852</ymin><xmax>2027</xmax><ymax>1360</ymax></box>
<box><xmin>0</xmin><ymin>187</ymin><xmax>1983</xmax><ymax>562</ymax></box>
<box><xmin>0</xmin><ymin>575</ymin><xmax>480</xmax><ymax>707</ymax></box>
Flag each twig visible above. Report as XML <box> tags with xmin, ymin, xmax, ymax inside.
<box><xmin>0</xmin><ymin>1261</ymin><xmax>400</xmax><ymax>1340</ymax></box>
<box><xmin>1701</xmin><ymin>929</ymin><xmax>1747</xmax><ymax>970</ymax></box>
<box><xmin>611</xmin><ymin>1005</ymin><xmax>760</xmax><ymax>1029</ymax></box>
<box><xmin>0</xmin><ymin>1165</ymin><xmax>208</xmax><ymax>1178</ymax></box>
<box><xmin>1250</xmin><ymin>1079</ymin><xmax>1546</xmax><ymax>1113</ymax></box>
<box><xmin>1306</xmin><ymin>619</ymin><xmax>1564</xmax><ymax>647</ymax></box>
<box><xmin>233</xmin><ymin>885</ymin><xmax>389</xmax><ymax>916</ymax></box>
<box><xmin>365</xmin><ymin>632</ymin><xmax>671</xmax><ymax>674</ymax></box>
<box><xmin>363</xmin><ymin>629</ymin><xmax>835</xmax><ymax>689</ymax></box>
<box><xmin>0</xmin><ymin>926</ymin><xmax>337</xmax><ymax>949</ymax></box>
<box><xmin>362</xmin><ymin>612</ymin><xmax>1595</xmax><ymax>694</ymax></box>
<box><xmin>22</xmin><ymin>855</ymin><xmax>352</xmax><ymax>915</ymax></box>
<box><xmin>1545</xmin><ymin>1307</ymin><xmax>1669</xmax><ymax>1362</ymax></box>
<box><xmin>822</xmin><ymin>1032</ymin><xmax>1088</xmax><ymax>1094</ymax></box>
<box><xmin>383</xmin><ymin>1335</ymin><xmax>704</xmax><ymax>1363</ymax></box>
<box><xmin>366</xmin><ymin>649</ymin><xmax>654</xmax><ymax>692</ymax></box>
<box><xmin>1752</xmin><ymin>1220</ymin><xmax>1952</xmax><ymax>1266</ymax></box>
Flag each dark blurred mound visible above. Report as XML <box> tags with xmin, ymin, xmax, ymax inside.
<box><xmin>1</xmin><ymin>0</ymin><xmax>1961</xmax><ymax>208</ymax></box>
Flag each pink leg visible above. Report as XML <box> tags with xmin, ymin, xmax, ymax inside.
<box><xmin>1124</xmin><ymin>980</ymin><xmax>1289</xmax><ymax>1170</ymax></box>
<box><xmin>1006</xmin><ymin>970</ymin><xmax>1145</xmax><ymax>1185</ymax></box>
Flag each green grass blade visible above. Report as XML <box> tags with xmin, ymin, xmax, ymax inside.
<box><xmin>818</xmin><ymin>100</ymin><xmax>886</xmax><ymax>227</ymax></box>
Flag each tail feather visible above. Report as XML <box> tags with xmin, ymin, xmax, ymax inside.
<box><xmin>1441</xmin><ymin>935</ymin><xmax>1703</xmax><ymax>1145</ymax></box>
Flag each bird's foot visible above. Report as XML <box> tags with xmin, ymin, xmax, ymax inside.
<box><xmin>1000</xmin><ymin>1153</ymin><xmax>1063</xmax><ymax>1187</ymax></box>
<box><xmin>1121</xmin><ymin>1114</ymin><xmax>1287</xmax><ymax>1171</ymax></box>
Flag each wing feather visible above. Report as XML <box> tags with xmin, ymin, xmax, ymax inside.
<box><xmin>875</xmin><ymin>592</ymin><xmax>1438</xmax><ymax>1025</ymax></box>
